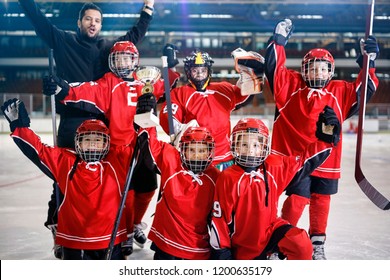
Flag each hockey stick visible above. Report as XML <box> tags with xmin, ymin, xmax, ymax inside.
<box><xmin>105</xmin><ymin>142</ymin><xmax>139</xmax><ymax>260</ymax></box>
<box><xmin>48</xmin><ymin>49</ymin><xmax>62</xmax><ymax>212</ymax></box>
<box><xmin>48</xmin><ymin>49</ymin><xmax>57</xmax><ymax>146</ymax></box>
<box><xmin>161</xmin><ymin>56</ymin><xmax>175</xmax><ymax>143</ymax></box>
<box><xmin>354</xmin><ymin>0</ymin><xmax>390</xmax><ymax>210</ymax></box>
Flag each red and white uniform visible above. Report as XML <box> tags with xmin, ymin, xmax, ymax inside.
<box><xmin>159</xmin><ymin>82</ymin><xmax>249</xmax><ymax>165</ymax></box>
<box><xmin>210</xmin><ymin>141</ymin><xmax>332</xmax><ymax>260</ymax></box>
<box><xmin>140</xmin><ymin>128</ymin><xmax>220</xmax><ymax>259</ymax></box>
<box><xmin>11</xmin><ymin>127</ymin><xmax>134</xmax><ymax>250</ymax></box>
<box><xmin>266</xmin><ymin>42</ymin><xmax>379</xmax><ymax>179</ymax></box>
<box><xmin>61</xmin><ymin>71</ymin><xmax>179</xmax><ymax>146</ymax></box>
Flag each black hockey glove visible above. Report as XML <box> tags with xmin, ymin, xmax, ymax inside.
<box><xmin>136</xmin><ymin>93</ymin><xmax>157</xmax><ymax>115</ymax></box>
<box><xmin>237</xmin><ymin>56</ymin><xmax>265</xmax><ymax>76</ymax></box>
<box><xmin>121</xmin><ymin>234</ymin><xmax>133</xmax><ymax>257</ymax></box>
<box><xmin>42</xmin><ymin>75</ymin><xmax>70</xmax><ymax>99</ymax></box>
<box><xmin>356</xmin><ymin>35</ymin><xmax>379</xmax><ymax>69</ymax></box>
<box><xmin>273</xmin><ymin>18</ymin><xmax>294</xmax><ymax>46</ymax></box>
<box><xmin>162</xmin><ymin>43</ymin><xmax>179</xmax><ymax>68</ymax></box>
<box><xmin>1</xmin><ymin>98</ymin><xmax>30</xmax><ymax>132</ymax></box>
<box><xmin>42</xmin><ymin>75</ymin><xmax>58</xmax><ymax>96</ymax></box>
<box><xmin>316</xmin><ymin>105</ymin><xmax>340</xmax><ymax>146</ymax></box>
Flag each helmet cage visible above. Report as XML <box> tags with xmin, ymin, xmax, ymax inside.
<box><xmin>179</xmin><ymin>127</ymin><xmax>215</xmax><ymax>173</ymax></box>
<box><xmin>75</xmin><ymin>131</ymin><xmax>110</xmax><ymax>162</ymax></box>
<box><xmin>231</xmin><ymin>119</ymin><xmax>270</xmax><ymax>168</ymax></box>
<box><xmin>75</xmin><ymin>120</ymin><xmax>110</xmax><ymax>163</ymax></box>
<box><xmin>183</xmin><ymin>51</ymin><xmax>214</xmax><ymax>91</ymax></box>
<box><xmin>301</xmin><ymin>49</ymin><xmax>335</xmax><ymax>89</ymax></box>
<box><xmin>109</xmin><ymin>51</ymin><xmax>139</xmax><ymax>79</ymax></box>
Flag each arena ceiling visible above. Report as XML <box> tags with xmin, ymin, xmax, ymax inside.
<box><xmin>1</xmin><ymin>0</ymin><xmax>389</xmax><ymax>34</ymax></box>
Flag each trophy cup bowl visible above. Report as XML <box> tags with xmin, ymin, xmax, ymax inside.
<box><xmin>136</xmin><ymin>66</ymin><xmax>161</xmax><ymax>94</ymax></box>
<box><xmin>134</xmin><ymin>66</ymin><xmax>162</xmax><ymax>128</ymax></box>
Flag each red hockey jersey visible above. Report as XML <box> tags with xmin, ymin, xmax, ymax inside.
<box><xmin>61</xmin><ymin>71</ymin><xmax>179</xmax><ymax>146</ymax></box>
<box><xmin>159</xmin><ymin>82</ymin><xmax>249</xmax><ymax>165</ymax></box>
<box><xmin>210</xmin><ymin>140</ymin><xmax>332</xmax><ymax>259</ymax></box>
<box><xmin>11</xmin><ymin>127</ymin><xmax>134</xmax><ymax>250</ymax></box>
<box><xmin>266</xmin><ymin>43</ymin><xmax>379</xmax><ymax>179</ymax></box>
<box><xmin>140</xmin><ymin>128</ymin><xmax>220</xmax><ymax>259</ymax></box>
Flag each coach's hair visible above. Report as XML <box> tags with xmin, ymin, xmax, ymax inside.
<box><xmin>78</xmin><ymin>2</ymin><xmax>103</xmax><ymax>21</ymax></box>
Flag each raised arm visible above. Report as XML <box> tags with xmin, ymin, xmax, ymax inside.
<box><xmin>18</xmin><ymin>0</ymin><xmax>63</xmax><ymax>48</ymax></box>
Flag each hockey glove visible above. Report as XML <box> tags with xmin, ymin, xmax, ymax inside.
<box><xmin>136</xmin><ymin>93</ymin><xmax>157</xmax><ymax>115</ymax></box>
<box><xmin>162</xmin><ymin>43</ymin><xmax>179</xmax><ymax>68</ymax></box>
<box><xmin>273</xmin><ymin>18</ymin><xmax>294</xmax><ymax>46</ymax></box>
<box><xmin>42</xmin><ymin>75</ymin><xmax>70</xmax><ymax>99</ymax></box>
<box><xmin>1</xmin><ymin>98</ymin><xmax>30</xmax><ymax>132</ymax></box>
<box><xmin>316</xmin><ymin>105</ymin><xmax>340</xmax><ymax>146</ymax></box>
<box><xmin>145</xmin><ymin>0</ymin><xmax>155</xmax><ymax>7</ymax></box>
<box><xmin>237</xmin><ymin>52</ymin><xmax>265</xmax><ymax>76</ymax></box>
<box><xmin>121</xmin><ymin>234</ymin><xmax>134</xmax><ymax>257</ymax></box>
<box><xmin>356</xmin><ymin>35</ymin><xmax>379</xmax><ymax>69</ymax></box>
<box><xmin>42</xmin><ymin>75</ymin><xmax>58</xmax><ymax>96</ymax></box>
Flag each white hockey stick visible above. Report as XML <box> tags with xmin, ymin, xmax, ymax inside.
<box><xmin>354</xmin><ymin>0</ymin><xmax>390</xmax><ymax>210</ymax></box>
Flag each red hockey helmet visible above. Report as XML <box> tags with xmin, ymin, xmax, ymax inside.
<box><xmin>231</xmin><ymin>118</ymin><xmax>270</xmax><ymax>167</ymax></box>
<box><xmin>301</xmin><ymin>48</ymin><xmax>335</xmax><ymax>88</ymax></box>
<box><xmin>109</xmin><ymin>41</ymin><xmax>139</xmax><ymax>79</ymax></box>
<box><xmin>75</xmin><ymin>119</ymin><xmax>110</xmax><ymax>162</ymax></box>
<box><xmin>179</xmin><ymin>126</ymin><xmax>215</xmax><ymax>173</ymax></box>
<box><xmin>183</xmin><ymin>50</ymin><xmax>214</xmax><ymax>91</ymax></box>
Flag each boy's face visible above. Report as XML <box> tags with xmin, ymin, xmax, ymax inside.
<box><xmin>190</xmin><ymin>67</ymin><xmax>208</xmax><ymax>82</ymax></box>
<box><xmin>235</xmin><ymin>133</ymin><xmax>266</xmax><ymax>157</ymax></box>
<box><xmin>184</xmin><ymin>143</ymin><xmax>209</xmax><ymax>161</ymax></box>
<box><xmin>114</xmin><ymin>54</ymin><xmax>133</xmax><ymax>69</ymax></box>
<box><xmin>78</xmin><ymin>9</ymin><xmax>102</xmax><ymax>39</ymax></box>
<box><xmin>80</xmin><ymin>134</ymin><xmax>107</xmax><ymax>152</ymax></box>
<box><xmin>307</xmin><ymin>61</ymin><xmax>331</xmax><ymax>81</ymax></box>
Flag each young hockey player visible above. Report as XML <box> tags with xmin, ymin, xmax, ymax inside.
<box><xmin>43</xmin><ymin>41</ymin><xmax>180</xmax><ymax>256</ymax></box>
<box><xmin>18</xmin><ymin>0</ymin><xmax>154</xmax><ymax>258</ymax></box>
<box><xmin>1</xmin><ymin>99</ymin><xmax>136</xmax><ymax>260</ymax></box>
<box><xmin>159</xmin><ymin>48</ymin><xmax>264</xmax><ymax>171</ymax></box>
<box><xmin>135</xmin><ymin>92</ymin><xmax>220</xmax><ymax>259</ymax></box>
<box><xmin>264</xmin><ymin>19</ymin><xmax>380</xmax><ymax>259</ymax></box>
<box><xmin>210</xmin><ymin>113</ymin><xmax>340</xmax><ymax>260</ymax></box>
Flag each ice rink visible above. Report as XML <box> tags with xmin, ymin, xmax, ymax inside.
<box><xmin>0</xmin><ymin>124</ymin><xmax>389</xmax><ymax>260</ymax></box>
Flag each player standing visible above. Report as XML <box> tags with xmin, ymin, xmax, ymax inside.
<box><xmin>264</xmin><ymin>19</ymin><xmax>380</xmax><ymax>259</ymax></box>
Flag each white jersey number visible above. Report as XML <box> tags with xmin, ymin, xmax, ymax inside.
<box><xmin>213</xmin><ymin>201</ymin><xmax>222</xmax><ymax>218</ymax></box>
<box><xmin>163</xmin><ymin>103</ymin><xmax>179</xmax><ymax>115</ymax></box>
<box><xmin>127</xmin><ymin>87</ymin><xmax>138</xmax><ymax>107</ymax></box>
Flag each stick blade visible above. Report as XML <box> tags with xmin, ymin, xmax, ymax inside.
<box><xmin>355</xmin><ymin>172</ymin><xmax>390</xmax><ymax>210</ymax></box>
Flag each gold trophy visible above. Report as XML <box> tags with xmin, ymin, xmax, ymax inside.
<box><xmin>134</xmin><ymin>66</ymin><xmax>161</xmax><ymax>128</ymax></box>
